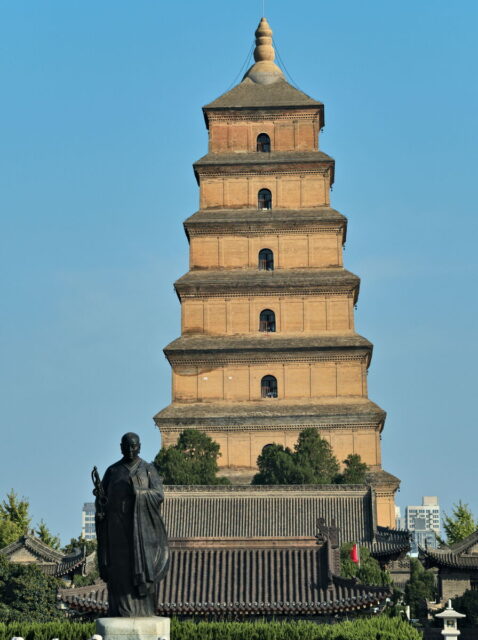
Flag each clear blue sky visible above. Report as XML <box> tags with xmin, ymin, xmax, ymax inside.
<box><xmin>1</xmin><ymin>1</ymin><xmax>477</xmax><ymax>543</ymax></box>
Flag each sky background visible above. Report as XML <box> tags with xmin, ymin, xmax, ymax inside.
<box><xmin>1</xmin><ymin>0</ymin><xmax>477</xmax><ymax>543</ymax></box>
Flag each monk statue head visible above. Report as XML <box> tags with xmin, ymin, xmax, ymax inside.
<box><xmin>120</xmin><ymin>432</ymin><xmax>141</xmax><ymax>463</ymax></box>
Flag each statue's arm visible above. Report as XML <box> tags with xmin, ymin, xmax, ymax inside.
<box><xmin>145</xmin><ymin>463</ymin><xmax>165</xmax><ymax>502</ymax></box>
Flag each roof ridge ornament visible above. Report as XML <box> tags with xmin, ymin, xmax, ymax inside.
<box><xmin>244</xmin><ymin>17</ymin><xmax>284</xmax><ymax>85</ymax></box>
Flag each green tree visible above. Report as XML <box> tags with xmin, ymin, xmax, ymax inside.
<box><xmin>340</xmin><ymin>454</ymin><xmax>369</xmax><ymax>484</ymax></box>
<box><xmin>0</xmin><ymin>490</ymin><xmax>30</xmax><ymax>548</ymax></box>
<box><xmin>155</xmin><ymin>429</ymin><xmax>230</xmax><ymax>485</ymax></box>
<box><xmin>340</xmin><ymin>543</ymin><xmax>391</xmax><ymax>586</ymax></box>
<box><xmin>452</xmin><ymin>589</ymin><xmax>478</xmax><ymax>626</ymax></box>
<box><xmin>252</xmin><ymin>428</ymin><xmax>341</xmax><ymax>485</ymax></box>
<box><xmin>251</xmin><ymin>444</ymin><xmax>302</xmax><ymax>485</ymax></box>
<box><xmin>35</xmin><ymin>520</ymin><xmax>61</xmax><ymax>550</ymax></box>
<box><xmin>404</xmin><ymin>557</ymin><xmax>436</xmax><ymax>619</ymax></box>
<box><xmin>62</xmin><ymin>537</ymin><xmax>99</xmax><ymax>586</ymax></box>
<box><xmin>443</xmin><ymin>501</ymin><xmax>477</xmax><ymax>545</ymax></box>
<box><xmin>294</xmin><ymin>428</ymin><xmax>340</xmax><ymax>483</ymax></box>
<box><xmin>63</xmin><ymin>535</ymin><xmax>97</xmax><ymax>555</ymax></box>
<box><xmin>0</xmin><ymin>554</ymin><xmax>63</xmax><ymax>622</ymax></box>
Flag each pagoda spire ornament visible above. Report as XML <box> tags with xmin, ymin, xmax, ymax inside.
<box><xmin>244</xmin><ymin>17</ymin><xmax>284</xmax><ymax>85</ymax></box>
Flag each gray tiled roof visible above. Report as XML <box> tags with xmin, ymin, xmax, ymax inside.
<box><xmin>0</xmin><ymin>534</ymin><xmax>65</xmax><ymax>563</ymax></box>
<box><xmin>154</xmin><ymin>398</ymin><xmax>386</xmax><ymax>428</ymax></box>
<box><xmin>0</xmin><ymin>534</ymin><xmax>86</xmax><ymax>578</ymax></box>
<box><xmin>204</xmin><ymin>78</ymin><xmax>322</xmax><ymax>111</ymax></box>
<box><xmin>162</xmin><ymin>485</ymin><xmax>374</xmax><ymax>543</ymax></box>
<box><xmin>174</xmin><ymin>268</ymin><xmax>359</xmax><ymax>298</ymax></box>
<box><xmin>156</xmin><ymin>546</ymin><xmax>390</xmax><ymax>616</ymax></box>
<box><xmin>59</xmin><ymin>545</ymin><xmax>391</xmax><ymax>617</ymax></box>
<box><xmin>420</xmin><ymin>530</ymin><xmax>478</xmax><ymax>569</ymax></box>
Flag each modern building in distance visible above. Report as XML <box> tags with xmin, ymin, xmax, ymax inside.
<box><xmin>395</xmin><ymin>505</ymin><xmax>406</xmax><ymax>530</ymax></box>
<box><xmin>405</xmin><ymin>496</ymin><xmax>441</xmax><ymax>553</ymax></box>
<box><xmin>81</xmin><ymin>502</ymin><xmax>96</xmax><ymax>541</ymax></box>
<box><xmin>154</xmin><ymin>11</ymin><xmax>400</xmax><ymax>527</ymax></box>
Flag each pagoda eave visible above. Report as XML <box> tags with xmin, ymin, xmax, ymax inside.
<box><xmin>194</xmin><ymin>153</ymin><xmax>334</xmax><ymax>185</ymax></box>
<box><xmin>154</xmin><ymin>398</ymin><xmax>386</xmax><ymax>430</ymax></box>
<box><xmin>184</xmin><ymin>207</ymin><xmax>347</xmax><ymax>239</ymax></box>
<box><xmin>164</xmin><ymin>334</ymin><xmax>373</xmax><ymax>366</ymax></box>
<box><xmin>174</xmin><ymin>268</ymin><xmax>360</xmax><ymax>299</ymax></box>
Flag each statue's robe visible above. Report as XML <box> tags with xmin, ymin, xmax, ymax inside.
<box><xmin>96</xmin><ymin>457</ymin><xmax>169</xmax><ymax>617</ymax></box>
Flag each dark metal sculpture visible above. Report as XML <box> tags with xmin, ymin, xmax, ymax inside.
<box><xmin>93</xmin><ymin>432</ymin><xmax>170</xmax><ymax>617</ymax></box>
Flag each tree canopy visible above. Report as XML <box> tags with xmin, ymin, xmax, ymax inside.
<box><xmin>452</xmin><ymin>589</ymin><xmax>478</xmax><ymax>626</ymax></box>
<box><xmin>443</xmin><ymin>501</ymin><xmax>477</xmax><ymax>545</ymax></box>
<box><xmin>62</xmin><ymin>535</ymin><xmax>97</xmax><ymax>556</ymax></box>
<box><xmin>0</xmin><ymin>554</ymin><xmax>63</xmax><ymax>622</ymax></box>
<box><xmin>252</xmin><ymin>428</ymin><xmax>368</xmax><ymax>485</ymax></box>
<box><xmin>340</xmin><ymin>543</ymin><xmax>390</xmax><ymax>586</ymax></box>
<box><xmin>155</xmin><ymin>429</ymin><xmax>230</xmax><ymax>485</ymax></box>
<box><xmin>294</xmin><ymin>428</ymin><xmax>340</xmax><ymax>483</ymax></box>
<box><xmin>0</xmin><ymin>490</ymin><xmax>30</xmax><ymax>548</ymax></box>
<box><xmin>35</xmin><ymin>520</ymin><xmax>61</xmax><ymax>551</ymax></box>
<box><xmin>404</xmin><ymin>558</ymin><xmax>436</xmax><ymax>619</ymax></box>
<box><xmin>340</xmin><ymin>454</ymin><xmax>369</xmax><ymax>484</ymax></box>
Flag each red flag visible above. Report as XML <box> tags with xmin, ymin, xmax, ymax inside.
<box><xmin>350</xmin><ymin>544</ymin><xmax>360</xmax><ymax>565</ymax></box>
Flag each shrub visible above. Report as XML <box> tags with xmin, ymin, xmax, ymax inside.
<box><xmin>0</xmin><ymin>617</ymin><xmax>422</xmax><ymax>640</ymax></box>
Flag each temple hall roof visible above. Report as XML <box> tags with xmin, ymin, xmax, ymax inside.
<box><xmin>59</xmin><ymin>546</ymin><xmax>390</xmax><ymax>617</ymax></box>
<box><xmin>161</xmin><ymin>484</ymin><xmax>408</xmax><ymax>552</ymax></box>
<box><xmin>420</xmin><ymin>530</ymin><xmax>478</xmax><ymax>569</ymax></box>
<box><xmin>0</xmin><ymin>533</ymin><xmax>88</xmax><ymax>578</ymax></box>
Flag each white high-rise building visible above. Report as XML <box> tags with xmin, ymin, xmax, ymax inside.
<box><xmin>405</xmin><ymin>496</ymin><xmax>440</xmax><ymax>553</ymax></box>
<box><xmin>81</xmin><ymin>502</ymin><xmax>96</xmax><ymax>541</ymax></box>
<box><xmin>405</xmin><ymin>496</ymin><xmax>441</xmax><ymax>534</ymax></box>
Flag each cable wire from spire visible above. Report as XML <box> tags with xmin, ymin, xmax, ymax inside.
<box><xmin>224</xmin><ymin>41</ymin><xmax>255</xmax><ymax>92</ymax></box>
<box><xmin>272</xmin><ymin>37</ymin><xmax>305</xmax><ymax>92</ymax></box>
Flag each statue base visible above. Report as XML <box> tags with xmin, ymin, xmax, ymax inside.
<box><xmin>95</xmin><ymin>617</ymin><xmax>170</xmax><ymax>640</ymax></box>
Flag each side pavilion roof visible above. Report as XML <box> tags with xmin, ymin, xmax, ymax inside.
<box><xmin>420</xmin><ymin>529</ymin><xmax>478</xmax><ymax>569</ymax></box>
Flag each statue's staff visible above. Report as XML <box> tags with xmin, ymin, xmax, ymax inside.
<box><xmin>91</xmin><ymin>466</ymin><xmax>107</xmax><ymax>520</ymax></box>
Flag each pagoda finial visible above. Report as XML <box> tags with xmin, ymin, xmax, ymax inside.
<box><xmin>244</xmin><ymin>17</ymin><xmax>284</xmax><ymax>85</ymax></box>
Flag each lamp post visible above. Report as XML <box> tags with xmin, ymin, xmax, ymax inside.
<box><xmin>435</xmin><ymin>600</ymin><xmax>466</xmax><ymax>639</ymax></box>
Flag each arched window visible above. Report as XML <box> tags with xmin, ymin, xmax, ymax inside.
<box><xmin>258</xmin><ymin>188</ymin><xmax>272</xmax><ymax>210</ymax></box>
<box><xmin>257</xmin><ymin>133</ymin><xmax>271</xmax><ymax>152</ymax></box>
<box><xmin>261</xmin><ymin>375</ymin><xmax>278</xmax><ymax>398</ymax></box>
<box><xmin>259</xmin><ymin>309</ymin><xmax>276</xmax><ymax>332</ymax></box>
<box><xmin>258</xmin><ymin>248</ymin><xmax>274</xmax><ymax>271</ymax></box>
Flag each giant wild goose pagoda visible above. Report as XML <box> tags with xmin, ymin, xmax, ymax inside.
<box><xmin>155</xmin><ymin>17</ymin><xmax>400</xmax><ymax>527</ymax></box>
<box><xmin>60</xmin><ymin>18</ymin><xmax>410</xmax><ymax>619</ymax></box>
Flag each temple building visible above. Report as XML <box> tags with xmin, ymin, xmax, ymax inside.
<box><xmin>420</xmin><ymin>530</ymin><xmax>478</xmax><ymax>602</ymax></box>
<box><xmin>154</xmin><ymin>17</ymin><xmax>399</xmax><ymax>527</ymax></box>
<box><xmin>0</xmin><ymin>532</ymin><xmax>93</xmax><ymax>583</ymax></box>
<box><xmin>60</xmin><ymin>506</ymin><xmax>396</xmax><ymax>618</ymax></box>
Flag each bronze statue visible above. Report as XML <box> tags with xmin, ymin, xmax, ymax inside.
<box><xmin>93</xmin><ymin>432</ymin><xmax>169</xmax><ymax>617</ymax></box>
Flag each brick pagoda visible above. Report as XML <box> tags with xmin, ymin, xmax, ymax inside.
<box><xmin>155</xmin><ymin>17</ymin><xmax>399</xmax><ymax>527</ymax></box>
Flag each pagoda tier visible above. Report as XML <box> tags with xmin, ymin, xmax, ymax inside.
<box><xmin>155</xmin><ymin>17</ymin><xmax>399</xmax><ymax>528</ymax></box>
<box><xmin>175</xmin><ymin>269</ymin><xmax>359</xmax><ymax>298</ymax></box>
<box><xmin>184</xmin><ymin>206</ymin><xmax>347</xmax><ymax>235</ymax></box>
